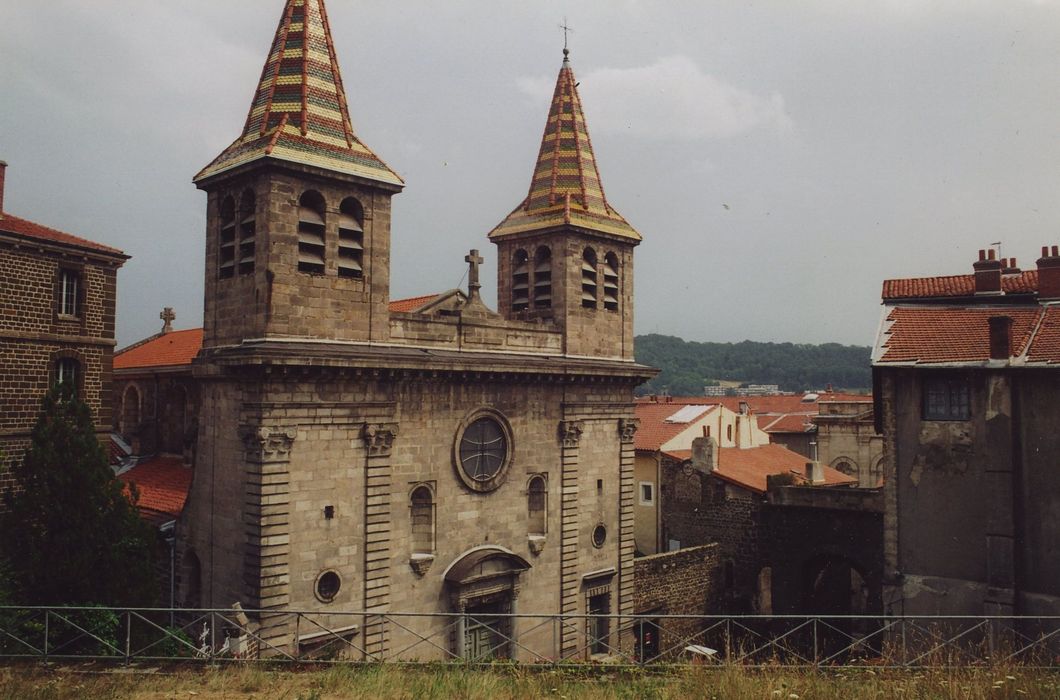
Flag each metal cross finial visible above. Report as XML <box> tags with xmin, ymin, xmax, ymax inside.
<box><xmin>160</xmin><ymin>307</ymin><xmax>176</xmax><ymax>334</ymax></box>
<box><xmin>465</xmin><ymin>249</ymin><xmax>484</xmax><ymax>301</ymax></box>
<box><xmin>559</xmin><ymin>18</ymin><xmax>573</xmax><ymax>59</ymax></box>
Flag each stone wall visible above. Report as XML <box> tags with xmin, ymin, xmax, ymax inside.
<box><xmin>633</xmin><ymin>543</ymin><xmax>720</xmax><ymax>659</ymax></box>
<box><xmin>113</xmin><ymin>371</ymin><xmax>199</xmax><ymax>457</ymax></box>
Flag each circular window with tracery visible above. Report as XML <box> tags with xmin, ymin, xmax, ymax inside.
<box><xmin>592</xmin><ymin>524</ymin><xmax>608</xmax><ymax>548</ymax></box>
<box><xmin>315</xmin><ymin>570</ymin><xmax>341</xmax><ymax>603</ymax></box>
<box><xmin>454</xmin><ymin>410</ymin><xmax>513</xmax><ymax>493</ymax></box>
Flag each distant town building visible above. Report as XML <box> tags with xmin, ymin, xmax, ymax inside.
<box><xmin>874</xmin><ymin>247</ymin><xmax>1060</xmax><ymax>617</ymax></box>
<box><xmin>0</xmin><ymin>161</ymin><xmax>128</xmax><ymax>492</ymax></box>
<box><xmin>704</xmin><ymin>383</ymin><xmax>782</xmax><ymax>397</ymax></box>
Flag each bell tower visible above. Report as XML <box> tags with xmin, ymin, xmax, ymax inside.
<box><xmin>489</xmin><ymin>49</ymin><xmax>640</xmax><ymax>360</ymax></box>
<box><xmin>193</xmin><ymin>0</ymin><xmax>403</xmax><ymax>348</ymax></box>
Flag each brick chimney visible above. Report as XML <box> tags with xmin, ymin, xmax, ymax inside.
<box><xmin>691</xmin><ymin>436</ymin><xmax>717</xmax><ymax>475</ymax></box>
<box><xmin>1002</xmin><ymin>257</ymin><xmax>1020</xmax><ymax>275</ymax></box>
<box><xmin>0</xmin><ymin>160</ymin><xmax>7</xmax><ymax>218</ymax></box>
<box><xmin>974</xmin><ymin>249</ymin><xmax>1002</xmax><ymax>294</ymax></box>
<box><xmin>988</xmin><ymin>315</ymin><xmax>1014</xmax><ymax>360</ymax></box>
<box><xmin>1037</xmin><ymin>245</ymin><xmax>1060</xmax><ymax>301</ymax></box>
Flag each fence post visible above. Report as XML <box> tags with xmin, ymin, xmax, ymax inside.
<box><xmin>209</xmin><ymin>612</ymin><xmax>216</xmax><ymax>663</ymax></box>
<box><xmin>44</xmin><ymin>610</ymin><xmax>49</xmax><ymax>662</ymax></box>
<box><xmin>552</xmin><ymin>614</ymin><xmax>559</xmax><ymax>666</ymax></box>
<box><xmin>294</xmin><ymin>613</ymin><xmax>301</xmax><ymax>662</ymax></box>
<box><xmin>725</xmin><ymin>617</ymin><xmax>732</xmax><ymax>666</ymax></box>
<box><xmin>813</xmin><ymin>617</ymin><xmax>819</xmax><ymax>667</ymax></box>
<box><xmin>125</xmin><ymin>611</ymin><xmax>132</xmax><ymax>666</ymax></box>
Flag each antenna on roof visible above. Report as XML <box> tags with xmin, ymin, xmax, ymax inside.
<box><xmin>991</xmin><ymin>241</ymin><xmax>1002</xmax><ymax>262</ymax></box>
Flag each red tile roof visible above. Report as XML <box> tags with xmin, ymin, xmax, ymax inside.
<box><xmin>636</xmin><ymin>393</ymin><xmax>868</xmax><ymax>417</ymax></box>
<box><xmin>1028</xmin><ymin>307</ymin><xmax>1060</xmax><ymax>364</ymax></box>
<box><xmin>882</xmin><ymin>270</ymin><xmax>1038</xmax><ymax>301</ymax></box>
<box><xmin>634</xmin><ymin>402</ymin><xmax>715</xmax><ymax>451</ymax></box>
<box><xmin>761</xmin><ymin>413</ymin><xmax>814</xmax><ymax>434</ymax></box>
<box><xmin>0</xmin><ymin>212</ymin><xmax>125</xmax><ymax>256</ymax></box>
<box><xmin>663</xmin><ymin>444</ymin><xmax>855</xmax><ymax>494</ymax></box>
<box><xmin>388</xmin><ymin>293</ymin><xmax>442</xmax><ymax>313</ymax></box>
<box><xmin>120</xmin><ymin>455</ymin><xmax>192</xmax><ymax>524</ymax></box>
<box><xmin>115</xmin><ymin>328</ymin><xmax>203</xmax><ymax>370</ymax></box>
<box><xmin>877</xmin><ymin>306</ymin><xmax>1042</xmax><ymax>364</ymax></box>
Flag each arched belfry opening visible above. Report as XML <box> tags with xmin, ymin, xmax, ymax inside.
<box><xmin>443</xmin><ymin>547</ymin><xmax>531</xmax><ymax>660</ymax></box>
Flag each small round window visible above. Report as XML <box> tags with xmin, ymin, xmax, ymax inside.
<box><xmin>315</xmin><ymin>570</ymin><xmax>341</xmax><ymax>603</ymax></box>
<box><xmin>592</xmin><ymin>524</ymin><xmax>607</xmax><ymax>548</ymax></box>
<box><xmin>454</xmin><ymin>410</ymin><xmax>513</xmax><ymax>493</ymax></box>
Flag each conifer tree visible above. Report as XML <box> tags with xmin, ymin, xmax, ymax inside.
<box><xmin>0</xmin><ymin>382</ymin><xmax>157</xmax><ymax>606</ymax></box>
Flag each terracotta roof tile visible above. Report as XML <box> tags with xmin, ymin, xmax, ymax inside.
<box><xmin>634</xmin><ymin>402</ymin><xmax>714</xmax><ymax>451</ymax></box>
<box><xmin>662</xmin><ymin>444</ymin><xmax>855</xmax><ymax>494</ymax></box>
<box><xmin>635</xmin><ymin>393</ymin><xmax>867</xmax><ymax>417</ymax></box>
<box><xmin>877</xmin><ymin>306</ymin><xmax>1042</xmax><ymax>364</ymax></box>
<box><xmin>882</xmin><ymin>271</ymin><xmax>1038</xmax><ymax>300</ymax></box>
<box><xmin>388</xmin><ymin>293</ymin><xmax>442</xmax><ymax>313</ymax></box>
<box><xmin>115</xmin><ymin>329</ymin><xmax>203</xmax><ymax>370</ymax></box>
<box><xmin>1027</xmin><ymin>306</ymin><xmax>1060</xmax><ymax>364</ymax></box>
<box><xmin>120</xmin><ymin>455</ymin><xmax>192</xmax><ymax>523</ymax></box>
<box><xmin>0</xmin><ymin>213</ymin><xmax>125</xmax><ymax>256</ymax></box>
<box><xmin>761</xmin><ymin>413</ymin><xmax>814</xmax><ymax>434</ymax></box>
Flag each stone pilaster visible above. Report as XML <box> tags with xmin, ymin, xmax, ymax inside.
<box><xmin>239</xmin><ymin>425</ymin><xmax>296</xmax><ymax>646</ymax></box>
<box><xmin>362</xmin><ymin>422</ymin><xmax>398</xmax><ymax>660</ymax></box>
<box><xmin>558</xmin><ymin>419</ymin><xmax>583</xmax><ymax>658</ymax></box>
<box><xmin>617</xmin><ymin>418</ymin><xmax>638</xmax><ymax>622</ymax></box>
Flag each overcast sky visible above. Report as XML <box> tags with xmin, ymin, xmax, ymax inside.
<box><xmin>3</xmin><ymin>0</ymin><xmax>1059</xmax><ymax>348</ymax></box>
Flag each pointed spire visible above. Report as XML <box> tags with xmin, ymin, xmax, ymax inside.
<box><xmin>195</xmin><ymin>0</ymin><xmax>402</xmax><ymax>187</ymax></box>
<box><xmin>489</xmin><ymin>50</ymin><xmax>639</xmax><ymax>241</ymax></box>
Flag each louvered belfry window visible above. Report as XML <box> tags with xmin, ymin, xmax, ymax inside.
<box><xmin>603</xmin><ymin>252</ymin><xmax>619</xmax><ymax>311</ymax></box>
<box><xmin>219</xmin><ymin>197</ymin><xmax>236</xmax><ymax>279</ymax></box>
<box><xmin>533</xmin><ymin>247</ymin><xmax>552</xmax><ymax>309</ymax></box>
<box><xmin>297</xmin><ymin>192</ymin><xmax>326</xmax><ymax>274</ymax></box>
<box><xmin>238</xmin><ymin>190</ymin><xmax>256</xmax><ymax>276</ymax></box>
<box><xmin>581</xmin><ymin>248</ymin><xmax>598</xmax><ymax>309</ymax></box>
<box><xmin>512</xmin><ymin>250</ymin><xmax>530</xmax><ymax>311</ymax></box>
<box><xmin>338</xmin><ymin>198</ymin><xmax>364</xmax><ymax>279</ymax></box>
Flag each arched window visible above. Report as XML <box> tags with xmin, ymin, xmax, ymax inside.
<box><xmin>511</xmin><ymin>249</ymin><xmax>529</xmax><ymax>311</ymax></box>
<box><xmin>726</xmin><ymin>424</ymin><xmax>733</xmax><ymax>443</ymax></box>
<box><xmin>219</xmin><ymin>196</ymin><xmax>236</xmax><ymax>279</ymax></box>
<box><xmin>533</xmin><ymin>247</ymin><xmax>552</xmax><ymax>309</ymax></box>
<box><xmin>603</xmin><ymin>252</ymin><xmax>619</xmax><ymax>311</ymax></box>
<box><xmin>581</xmin><ymin>248</ymin><xmax>598</xmax><ymax>309</ymax></box>
<box><xmin>410</xmin><ymin>485</ymin><xmax>435</xmax><ymax>555</ymax></box>
<box><xmin>238</xmin><ymin>190</ymin><xmax>256</xmax><ymax>275</ymax></box>
<box><xmin>338</xmin><ymin>198</ymin><xmax>364</xmax><ymax>279</ymax></box>
<box><xmin>121</xmin><ymin>385</ymin><xmax>141</xmax><ymax>439</ymax></box>
<box><xmin>297</xmin><ymin>191</ymin><xmax>326</xmax><ymax>274</ymax></box>
<box><xmin>528</xmin><ymin>476</ymin><xmax>547</xmax><ymax>535</ymax></box>
<box><xmin>55</xmin><ymin>357</ymin><xmax>79</xmax><ymax>394</ymax></box>
<box><xmin>835</xmin><ymin>460</ymin><xmax>856</xmax><ymax>477</ymax></box>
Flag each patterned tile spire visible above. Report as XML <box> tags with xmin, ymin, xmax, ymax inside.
<box><xmin>195</xmin><ymin>0</ymin><xmax>402</xmax><ymax>187</ymax></box>
<box><xmin>489</xmin><ymin>49</ymin><xmax>639</xmax><ymax>241</ymax></box>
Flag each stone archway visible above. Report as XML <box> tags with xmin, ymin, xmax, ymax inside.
<box><xmin>443</xmin><ymin>546</ymin><xmax>530</xmax><ymax>660</ymax></box>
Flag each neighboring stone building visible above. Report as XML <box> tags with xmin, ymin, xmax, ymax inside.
<box><xmin>873</xmin><ymin>247</ymin><xmax>1060</xmax><ymax>618</ymax></box>
<box><xmin>0</xmin><ymin>160</ymin><xmax>128</xmax><ymax>490</ymax></box>
<box><xmin>813</xmin><ymin>398</ymin><xmax>884</xmax><ymax>488</ymax></box>
<box><xmin>177</xmin><ymin>0</ymin><xmax>652</xmax><ymax>661</ymax></box>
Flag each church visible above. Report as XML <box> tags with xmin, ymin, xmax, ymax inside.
<box><xmin>177</xmin><ymin>0</ymin><xmax>652</xmax><ymax>660</ymax></box>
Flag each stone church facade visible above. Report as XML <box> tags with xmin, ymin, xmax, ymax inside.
<box><xmin>177</xmin><ymin>0</ymin><xmax>652</xmax><ymax>660</ymax></box>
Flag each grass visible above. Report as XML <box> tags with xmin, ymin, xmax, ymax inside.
<box><xmin>0</xmin><ymin>662</ymin><xmax>1058</xmax><ymax>699</ymax></box>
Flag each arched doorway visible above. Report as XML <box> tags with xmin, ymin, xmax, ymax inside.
<box><xmin>443</xmin><ymin>547</ymin><xmax>530</xmax><ymax>661</ymax></box>
<box><xmin>802</xmin><ymin>554</ymin><xmax>877</xmax><ymax>659</ymax></box>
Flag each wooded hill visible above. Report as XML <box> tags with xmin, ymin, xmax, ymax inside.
<box><xmin>634</xmin><ymin>333</ymin><xmax>872</xmax><ymax>396</ymax></box>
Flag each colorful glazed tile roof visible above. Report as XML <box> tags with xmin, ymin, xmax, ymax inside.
<box><xmin>115</xmin><ymin>328</ymin><xmax>204</xmax><ymax>370</ymax></box>
<box><xmin>489</xmin><ymin>52</ymin><xmax>639</xmax><ymax>242</ymax></box>
<box><xmin>882</xmin><ymin>270</ymin><xmax>1038</xmax><ymax>300</ymax></box>
<box><xmin>875</xmin><ymin>305</ymin><xmax>1060</xmax><ymax>365</ymax></box>
<box><xmin>120</xmin><ymin>455</ymin><xmax>192</xmax><ymax>525</ymax></box>
<box><xmin>194</xmin><ymin>0</ymin><xmax>402</xmax><ymax>187</ymax></box>
<box><xmin>662</xmin><ymin>444</ymin><xmax>855</xmax><ymax>494</ymax></box>
<box><xmin>0</xmin><ymin>212</ymin><xmax>125</xmax><ymax>256</ymax></box>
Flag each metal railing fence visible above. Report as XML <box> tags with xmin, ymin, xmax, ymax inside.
<box><xmin>1</xmin><ymin>607</ymin><xmax>1058</xmax><ymax>668</ymax></box>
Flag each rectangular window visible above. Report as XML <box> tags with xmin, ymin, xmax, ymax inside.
<box><xmin>56</xmin><ymin>358</ymin><xmax>78</xmax><ymax>393</ymax></box>
<box><xmin>58</xmin><ymin>269</ymin><xmax>79</xmax><ymax>317</ymax></box>
<box><xmin>638</xmin><ymin>481</ymin><xmax>655</xmax><ymax>506</ymax></box>
<box><xmin>923</xmin><ymin>377</ymin><xmax>971</xmax><ymax>421</ymax></box>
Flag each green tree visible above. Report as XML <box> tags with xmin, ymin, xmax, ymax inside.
<box><xmin>0</xmin><ymin>382</ymin><xmax>157</xmax><ymax>606</ymax></box>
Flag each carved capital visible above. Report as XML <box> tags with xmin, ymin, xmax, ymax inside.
<box><xmin>240</xmin><ymin>425</ymin><xmax>297</xmax><ymax>461</ymax></box>
<box><xmin>409</xmin><ymin>554</ymin><xmax>434</xmax><ymax>577</ymax></box>
<box><xmin>619</xmin><ymin>418</ymin><xmax>639</xmax><ymax>444</ymax></box>
<box><xmin>362</xmin><ymin>423</ymin><xmax>399</xmax><ymax>457</ymax></box>
<box><xmin>528</xmin><ymin>535</ymin><xmax>546</xmax><ymax>556</ymax></box>
<box><xmin>559</xmin><ymin>420</ymin><xmax>584</xmax><ymax>449</ymax></box>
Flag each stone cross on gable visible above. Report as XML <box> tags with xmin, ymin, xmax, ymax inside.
<box><xmin>160</xmin><ymin>307</ymin><xmax>175</xmax><ymax>334</ymax></box>
<box><xmin>465</xmin><ymin>249</ymin><xmax>483</xmax><ymax>301</ymax></box>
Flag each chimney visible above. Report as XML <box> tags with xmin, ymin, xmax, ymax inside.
<box><xmin>0</xmin><ymin>160</ymin><xmax>7</xmax><ymax>218</ymax></box>
<box><xmin>739</xmin><ymin>401</ymin><xmax>750</xmax><ymax>415</ymax></box>
<box><xmin>988</xmin><ymin>315</ymin><xmax>1014</xmax><ymax>360</ymax></box>
<box><xmin>1038</xmin><ymin>245</ymin><xmax>1060</xmax><ymax>301</ymax></box>
<box><xmin>805</xmin><ymin>461</ymin><xmax>824</xmax><ymax>485</ymax></box>
<box><xmin>691</xmin><ymin>436</ymin><xmax>717</xmax><ymax>475</ymax></box>
<box><xmin>1002</xmin><ymin>257</ymin><xmax>1020</xmax><ymax>275</ymax></box>
<box><xmin>973</xmin><ymin>249</ymin><xmax>1002</xmax><ymax>294</ymax></box>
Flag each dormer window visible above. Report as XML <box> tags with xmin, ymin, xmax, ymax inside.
<box><xmin>581</xmin><ymin>248</ymin><xmax>598</xmax><ymax>309</ymax></box>
<box><xmin>219</xmin><ymin>197</ymin><xmax>236</xmax><ymax>279</ymax></box>
<box><xmin>512</xmin><ymin>250</ymin><xmax>530</xmax><ymax>311</ymax></box>
<box><xmin>238</xmin><ymin>190</ymin><xmax>256</xmax><ymax>275</ymax></box>
<box><xmin>603</xmin><ymin>253</ymin><xmax>619</xmax><ymax>311</ymax></box>
<box><xmin>338</xmin><ymin>198</ymin><xmax>364</xmax><ymax>279</ymax></box>
<box><xmin>297</xmin><ymin>191</ymin><xmax>326</xmax><ymax>275</ymax></box>
<box><xmin>533</xmin><ymin>247</ymin><xmax>552</xmax><ymax>309</ymax></box>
